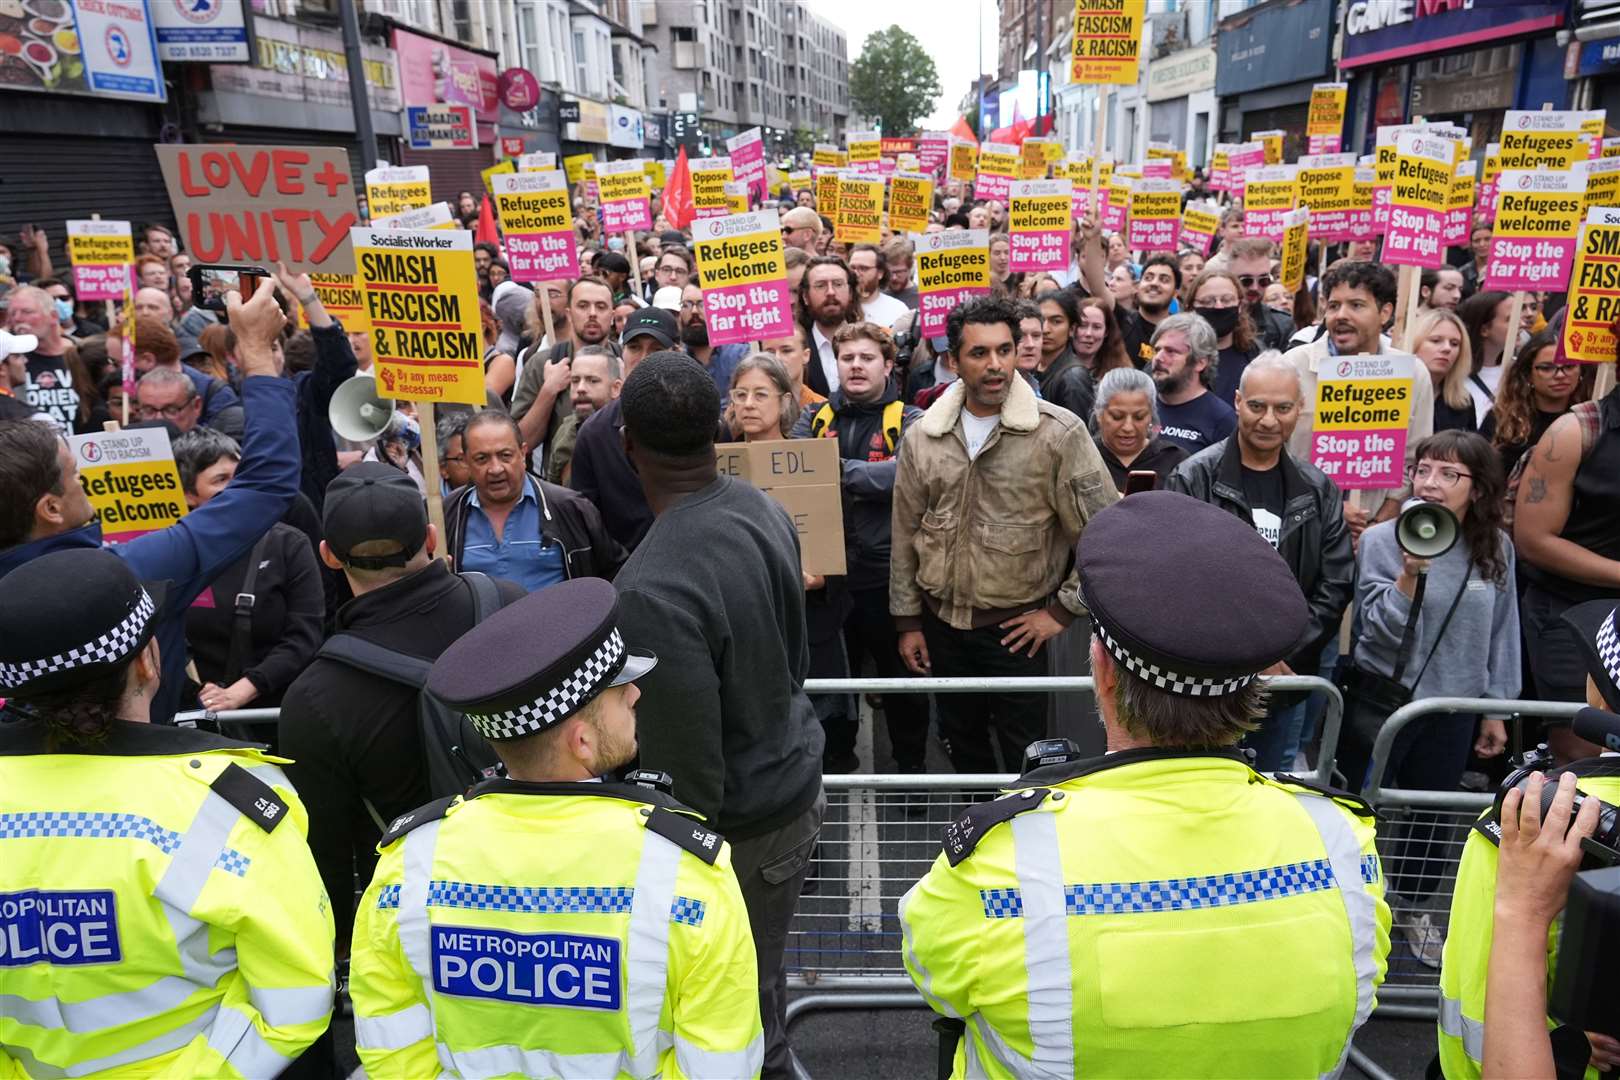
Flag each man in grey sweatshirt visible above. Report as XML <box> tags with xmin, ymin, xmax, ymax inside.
<box><xmin>613</xmin><ymin>352</ymin><xmax>825</xmax><ymax>1080</ymax></box>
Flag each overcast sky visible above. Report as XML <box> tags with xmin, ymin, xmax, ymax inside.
<box><xmin>815</xmin><ymin>0</ymin><xmax>1000</xmax><ymax>130</ymax></box>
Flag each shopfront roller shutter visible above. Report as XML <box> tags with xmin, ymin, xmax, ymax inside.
<box><xmin>399</xmin><ymin>146</ymin><xmax>493</xmax><ymax>209</ymax></box>
<box><xmin>0</xmin><ymin>134</ymin><xmax>174</xmax><ymax>278</ymax></box>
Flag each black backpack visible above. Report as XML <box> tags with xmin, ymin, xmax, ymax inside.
<box><xmin>315</xmin><ymin>571</ymin><xmax>504</xmax><ymax>799</ymax></box>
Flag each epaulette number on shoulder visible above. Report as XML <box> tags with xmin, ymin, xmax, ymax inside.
<box><xmin>942</xmin><ymin>788</ymin><xmax>1050</xmax><ymax>867</ymax></box>
<box><xmin>646</xmin><ymin>807</ymin><xmax>723</xmax><ymax>865</ymax></box>
<box><xmin>379</xmin><ymin>795</ymin><xmax>458</xmax><ymax>847</ymax></box>
<box><xmin>211</xmin><ymin>763</ymin><xmax>287</xmax><ymax>834</ymax></box>
<box><xmin>1272</xmin><ymin>773</ymin><xmax>1376</xmax><ymax>819</ymax></box>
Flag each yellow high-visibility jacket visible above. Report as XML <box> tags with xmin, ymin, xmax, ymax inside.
<box><xmin>351</xmin><ymin>779</ymin><xmax>762</xmax><ymax>1079</ymax></box>
<box><xmin>901</xmin><ymin>750</ymin><xmax>1392</xmax><ymax>1078</ymax></box>
<box><xmin>0</xmin><ymin>719</ymin><xmax>335</xmax><ymax>1078</ymax></box>
<box><xmin>1437</xmin><ymin>768</ymin><xmax>1620</xmax><ymax>1079</ymax></box>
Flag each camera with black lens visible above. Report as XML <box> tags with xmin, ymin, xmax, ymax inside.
<box><xmin>1491</xmin><ymin>716</ymin><xmax>1620</xmax><ymax>1040</ymax></box>
<box><xmin>1492</xmin><ymin>746</ymin><xmax>1620</xmax><ymax>871</ymax></box>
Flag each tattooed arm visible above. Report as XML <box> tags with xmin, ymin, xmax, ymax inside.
<box><xmin>1513</xmin><ymin>412</ymin><xmax>1620</xmax><ymax>588</ymax></box>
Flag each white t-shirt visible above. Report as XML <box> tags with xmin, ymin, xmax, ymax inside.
<box><xmin>1252</xmin><ymin>507</ymin><xmax>1282</xmax><ymax>548</ymax></box>
<box><xmin>862</xmin><ymin>291</ymin><xmax>910</xmax><ymax>328</ymax></box>
<box><xmin>960</xmin><ymin>409</ymin><xmax>999</xmax><ymax>459</ymax></box>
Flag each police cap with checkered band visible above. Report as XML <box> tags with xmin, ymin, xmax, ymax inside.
<box><xmin>0</xmin><ymin>548</ymin><xmax>167</xmax><ymax>698</ymax></box>
<box><xmin>1078</xmin><ymin>490</ymin><xmax>1307</xmax><ymax>697</ymax></box>
<box><xmin>1560</xmin><ymin>600</ymin><xmax>1620</xmax><ymax>712</ymax></box>
<box><xmin>426</xmin><ymin>576</ymin><xmax>657</xmax><ymax>740</ymax></box>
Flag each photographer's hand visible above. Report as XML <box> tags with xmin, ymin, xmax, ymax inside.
<box><xmin>1482</xmin><ymin>772</ymin><xmax>1600</xmax><ymax>1080</ymax></box>
<box><xmin>226</xmin><ymin>276</ymin><xmax>289</xmax><ymax>379</ymax></box>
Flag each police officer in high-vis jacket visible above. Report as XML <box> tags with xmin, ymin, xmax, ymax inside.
<box><xmin>0</xmin><ymin>549</ymin><xmax>335</xmax><ymax>1078</ymax></box>
<box><xmin>900</xmin><ymin>491</ymin><xmax>1392</xmax><ymax>1078</ymax></box>
<box><xmin>1438</xmin><ymin>599</ymin><xmax>1620</xmax><ymax>1079</ymax></box>
<box><xmin>350</xmin><ymin>576</ymin><xmax>763</xmax><ymax>1079</ymax></box>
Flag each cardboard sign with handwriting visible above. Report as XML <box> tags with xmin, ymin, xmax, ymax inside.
<box><xmin>715</xmin><ymin>439</ymin><xmax>845</xmax><ymax>575</ymax></box>
<box><xmin>155</xmin><ymin>144</ymin><xmax>359</xmax><ymax>274</ymax></box>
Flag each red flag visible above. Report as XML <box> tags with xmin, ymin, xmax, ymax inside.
<box><xmin>950</xmin><ymin>116</ymin><xmax>977</xmax><ymax>145</ymax></box>
<box><xmin>475</xmin><ymin>194</ymin><xmax>499</xmax><ymax>245</ymax></box>
<box><xmin>663</xmin><ymin>146</ymin><xmax>695</xmax><ymax>230</ymax></box>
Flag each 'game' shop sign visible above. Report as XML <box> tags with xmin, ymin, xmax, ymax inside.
<box><xmin>1341</xmin><ymin>0</ymin><xmax>1565</xmax><ymax>69</ymax></box>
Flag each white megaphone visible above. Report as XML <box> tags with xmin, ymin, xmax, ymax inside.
<box><xmin>1396</xmin><ymin>497</ymin><xmax>1459</xmax><ymax>560</ymax></box>
<box><xmin>328</xmin><ymin>374</ymin><xmax>396</xmax><ymax>442</ymax></box>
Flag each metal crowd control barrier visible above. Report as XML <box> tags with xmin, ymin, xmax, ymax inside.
<box><xmin>1354</xmin><ymin>696</ymin><xmax>1585</xmax><ymax>1035</ymax></box>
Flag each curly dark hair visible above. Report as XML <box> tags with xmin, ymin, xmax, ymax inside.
<box><xmin>1410</xmin><ymin>430</ymin><xmax>1510</xmax><ymax>587</ymax></box>
<box><xmin>621</xmin><ymin>350</ymin><xmax>720</xmax><ymax>457</ymax></box>
<box><xmin>1320</xmin><ymin>260</ymin><xmax>1397</xmax><ymax>309</ymax></box>
<box><xmin>12</xmin><ymin>665</ymin><xmax>128</xmax><ymax>746</ymax></box>
<box><xmin>947</xmin><ymin>294</ymin><xmax>1024</xmax><ymax>357</ymax></box>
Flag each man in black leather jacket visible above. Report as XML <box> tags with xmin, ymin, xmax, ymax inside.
<box><xmin>1166</xmin><ymin>353</ymin><xmax>1352</xmax><ymax>771</ymax></box>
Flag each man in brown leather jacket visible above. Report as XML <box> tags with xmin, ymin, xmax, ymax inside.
<box><xmin>890</xmin><ymin>295</ymin><xmax>1117</xmax><ymax>771</ymax></box>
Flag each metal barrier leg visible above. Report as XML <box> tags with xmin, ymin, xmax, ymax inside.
<box><xmin>1347</xmin><ymin>1042</ymin><xmax>1402</xmax><ymax>1080</ymax></box>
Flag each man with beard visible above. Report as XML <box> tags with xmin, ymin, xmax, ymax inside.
<box><xmin>1225</xmin><ymin>237</ymin><xmax>1298</xmax><ymax>351</ymax></box>
<box><xmin>1282</xmin><ymin>261</ymin><xmax>1432</xmax><ymax>543</ymax></box>
<box><xmin>513</xmin><ymin>276</ymin><xmax>617</xmax><ymax>452</ymax></box>
<box><xmin>891</xmin><ymin>296</ymin><xmax>1116</xmax><ymax>772</ymax></box>
<box><xmin>798</xmin><ymin>256</ymin><xmax>863</xmax><ymax>397</ymax></box>
<box><xmin>848</xmin><ymin>244</ymin><xmax>909</xmax><ymax>328</ymax></box>
<box><xmin>1118</xmin><ymin>253</ymin><xmax>1181</xmax><ymax>368</ymax></box>
<box><xmin>351</xmin><ymin>578</ymin><xmax>762</xmax><ymax>1080</ymax></box>
<box><xmin>544</xmin><ymin>345</ymin><xmax>622</xmax><ymax>485</ymax></box>
<box><xmin>568</xmin><ymin>308</ymin><xmax>679</xmax><ymax>550</ymax></box>
<box><xmin>788</xmin><ymin>323</ymin><xmax>925</xmax><ymax>772</ymax></box>
<box><xmin>442</xmin><ymin>409</ymin><xmax>621</xmax><ymax>591</ymax></box>
<box><xmin>678</xmin><ymin>279</ymin><xmax>748</xmax><ymax>399</ymax></box>
<box><xmin>1150</xmin><ymin>312</ymin><xmax>1235</xmax><ymax>453</ymax></box>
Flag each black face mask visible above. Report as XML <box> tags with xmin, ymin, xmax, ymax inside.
<box><xmin>1196</xmin><ymin>306</ymin><xmax>1240</xmax><ymax>338</ymax></box>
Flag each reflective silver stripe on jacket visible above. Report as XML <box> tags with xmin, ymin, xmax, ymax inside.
<box><xmin>1293</xmin><ymin>793</ymin><xmax>1382</xmax><ymax>1080</ymax></box>
<box><xmin>3</xmin><ymin>1007</ymin><xmax>219</xmax><ymax>1079</ymax></box>
<box><xmin>1439</xmin><ymin>993</ymin><xmax>1486</xmax><ymax>1064</ymax></box>
<box><xmin>205</xmin><ymin>1000</ymin><xmax>295</xmax><ymax>1078</ymax></box>
<box><xmin>388</xmin><ymin>819</ymin><xmax>734</xmax><ymax>1079</ymax></box>
<box><xmin>354</xmin><ymin>1002</ymin><xmax>435</xmax><ymax>1052</ymax></box>
<box><xmin>1009</xmin><ymin>811</ymin><xmax>1075</xmax><ymax>1079</ymax></box>
<box><xmin>623</xmin><ymin>829</ymin><xmax>682</xmax><ymax>1075</ymax></box>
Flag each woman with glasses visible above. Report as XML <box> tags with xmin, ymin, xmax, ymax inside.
<box><xmin>1408</xmin><ymin>308</ymin><xmax>1477</xmax><ymax>434</ymax></box>
<box><xmin>1341</xmin><ymin>430</ymin><xmax>1517</xmax><ymax>966</ymax></box>
<box><xmin>723</xmin><ymin>352</ymin><xmax>801</xmax><ymax>441</ymax></box>
<box><xmin>175</xmin><ymin>428</ymin><xmax>324</xmax><ymax>725</ymax></box>
<box><xmin>1188</xmin><ymin>268</ymin><xmax>1260</xmax><ymax>404</ymax></box>
<box><xmin>1481</xmin><ymin>329</ymin><xmax>1590</xmax><ymax>477</ymax></box>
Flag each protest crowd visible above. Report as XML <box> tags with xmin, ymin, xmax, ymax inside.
<box><xmin>6</xmin><ymin>2</ymin><xmax>1620</xmax><ymax>1078</ymax></box>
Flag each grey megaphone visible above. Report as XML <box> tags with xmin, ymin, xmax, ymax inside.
<box><xmin>1396</xmin><ymin>497</ymin><xmax>1459</xmax><ymax>559</ymax></box>
<box><xmin>328</xmin><ymin>374</ymin><xmax>396</xmax><ymax>442</ymax></box>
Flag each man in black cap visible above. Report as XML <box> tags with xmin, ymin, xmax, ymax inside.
<box><xmin>0</xmin><ymin>548</ymin><xmax>335</xmax><ymax>1077</ymax></box>
<box><xmin>277</xmin><ymin>462</ymin><xmax>526</xmax><ymax>948</ymax></box>
<box><xmin>566</xmin><ymin>308</ymin><xmax>678</xmax><ymax>551</ymax></box>
<box><xmin>349</xmin><ymin>577</ymin><xmax>763</xmax><ymax>1078</ymax></box>
<box><xmin>612</xmin><ymin>351</ymin><xmax>825</xmax><ymax>1079</ymax></box>
<box><xmin>595</xmin><ymin>249</ymin><xmax>633</xmax><ymax>302</ymax></box>
<box><xmin>901</xmin><ymin>491</ymin><xmax>1392</xmax><ymax>1076</ymax></box>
